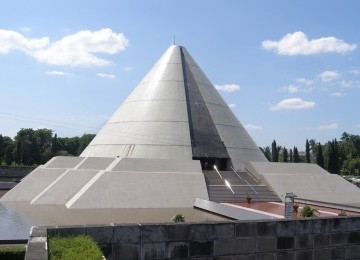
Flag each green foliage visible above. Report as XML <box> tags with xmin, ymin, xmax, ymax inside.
<box><xmin>172</xmin><ymin>214</ymin><xmax>185</xmax><ymax>222</ymax></box>
<box><xmin>289</xmin><ymin>149</ymin><xmax>293</xmax><ymax>162</ymax></box>
<box><xmin>0</xmin><ymin>246</ymin><xmax>26</xmax><ymax>260</ymax></box>
<box><xmin>293</xmin><ymin>146</ymin><xmax>301</xmax><ymax>163</ymax></box>
<box><xmin>282</xmin><ymin>148</ymin><xmax>288</xmax><ymax>163</ymax></box>
<box><xmin>305</xmin><ymin>139</ymin><xmax>310</xmax><ymax>163</ymax></box>
<box><xmin>299</xmin><ymin>204</ymin><xmax>318</xmax><ymax>218</ymax></box>
<box><xmin>260</xmin><ymin>146</ymin><xmax>272</xmax><ymax>161</ymax></box>
<box><xmin>0</xmin><ymin>128</ymin><xmax>95</xmax><ymax>166</ymax></box>
<box><xmin>49</xmin><ymin>235</ymin><xmax>103</xmax><ymax>260</ymax></box>
<box><xmin>327</xmin><ymin>139</ymin><xmax>340</xmax><ymax>174</ymax></box>
<box><xmin>316</xmin><ymin>143</ymin><xmax>325</xmax><ymax>169</ymax></box>
<box><xmin>271</xmin><ymin>140</ymin><xmax>279</xmax><ymax>162</ymax></box>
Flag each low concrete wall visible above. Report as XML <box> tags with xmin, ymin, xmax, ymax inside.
<box><xmin>0</xmin><ymin>165</ymin><xmax>36</xmax><ymax>178</ymax></box>
<box><xmin>44</xmin><ymin>216</ymin><xmax>360</xmax><ymax>260</ymax></box>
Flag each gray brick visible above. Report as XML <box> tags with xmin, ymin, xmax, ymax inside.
<box><xmin>331</xmin><ymin>232</ymin><xmax>347</xmax><ymax>245</ymax></box>
<box><xmin>113</xmin><ymin>224</ymin><xmax>140</xmax><ymax>243</ymax></box>
<box><xmin>295</xmin><ymin>219</ymin><xmax>313</xmax><ymax>235</ymax></box>
<box><xmin>236</xmin><ymin>222</ymin><xmax>256</xmax><ymax>237</ymax></box>
<box><xmin>314</xmin><ymin>248</ymin><xmax>331</xmax><ymax>260</ymax></box>
<box><xmin>113</xmin><ymin>243</ymin><xmax>140</xmax><ymax>260</ymax></box>
<box><xmin>331</xmin><ymin>218</ymin><xmax>347</xmax><ymax>233</ymax></box>
<box><xmin>277</xmin><ymin>251</ymin><xmax>295</xmax><ymax>260</ymax></box>
<box><xmin>295</xmin><ymin>234</ymin><xmax>313</xmax><ymax>249</ymax></box>
<box><xmin>213</xmin><ymin>222</ymin><xmax>235</xmax><ymax>238</ymax></box>
<box><xmin>347</xmin><ymin>231</ymin><xmax>360</xmax><ymax>244</ymax></box>
<box><xmin>257</xmin><ymin>221</ymin><xmax>276</xmax><ymax>237</ymax></box>
<box><xmin>213</xmin><ymin>238</ymin><xmax>235</xmax><ymax>256</ymax></box>
<box><xmin>235</xmin><ymin>255</ymin><xmax>256</xmax><ymax>260</ymax></box>
<box><xmin>345</xmin><ymin>245</ymin><xmax>360</xmax><ymax>259</ymax></box>
<box><xmin>346</xmin><ymin>216</ymin><xmax>360</xmax><ymax>232</ymax></box>
<box><xmin>277</xmin><ymin>236</ymin><xmax>294</xmax><ymax>250</ymax></box>
<box><xmin>189</xmin><ymin>241</ymin><xmax>213</xmax><ymax>257</ymax></box>
<box><xmin>331</xmin><ymin>246</ymin><xmax>345</xmax><ymax>259</ymax></box>
<box><xmin>314</xmin><ymin>218</ymin><xmax>331</xmax><ymax>234</ymax></box>
<box><xmin>235</xmin><ymin>238</ymin><xmax>256</xmax><ymax>254</ymax></box>
<box><xmin>57</xmin><ymin>225</ymin><xmax>86</xmax><ymax>236</ymax></box>
<box><xmin>24</xmin><ymin>250</ymin><xmax>48</xmax><ymax>260</ymax></box>
<box><xmin>277</xmin><ymin>220</ymin><xmax>295</xmax><ymax>236</ymax></box>
<box><xmin>167</xmin><ymin>241</ymin><xmax>189</xmax><ymax>259</ymax></box>
<box><xmin>141</xmin><ymin>224</ymin><xmax>166</xmax><ymax>242</ymax></box>
<box><xmin>46</xmin><ymin>228</ymin><xmax>58</xmax><ymax>237</ymax></box>
<box><xmin>190</xmin><ymin>224</ymin><xmax>214</xmax><ymax>241</ymax></box>
<box><xmin>295</xmin><ymin>250</ymin><xmax>313</xmax><ymax>260</ymax></box>
<box><xmin>314</xmin><ymin>233</ymin><xmax>330</xmax><ymax>248</ymax></box>
<box><xmin>86</xmin><ymin>225</ymin><xmax>113</xmax><ymax>244</ymax></box>
<box><xmin>141</xmin><ymin>242</ymin><xmax>165</xmax><ymax>259</ymax></box>
<box><xmin>257</xmin><ymin>253</ymin><xmax>276</xmax><ymax>260</ymax></box>
<box><xmin>30</xmin><ymin>227</ymin><xmax>47</xmax><ymax>237</ymax></box>
<box><xmin>213</xmin><ymin>256</ymin><xmax>235</xmax><ymax>260</ymax></box>
<box><xmin>166</xmin><ymin>223</ymin><xmax>191</xmax><ymax>241</ymax></box>
<box><xmin>257</xmin><ymin>237</ymin><xmax>277</xmax><ymax>252</ymax></box>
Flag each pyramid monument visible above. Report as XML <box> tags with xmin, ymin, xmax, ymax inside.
<box><xmin>81</xmin><ymin>45</ymin><xmax>268</xmax><ymax>170</ymax></box>
<box><xmin>2</xmin><ymin>45</ymin><xmax>360</xmax><ymax>225</ymax></box>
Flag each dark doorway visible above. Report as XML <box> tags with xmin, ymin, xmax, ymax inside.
<box><xmin>195</xmin><ymin>157</ymin><xmax>230</xmax><ymax>171</ymax></box>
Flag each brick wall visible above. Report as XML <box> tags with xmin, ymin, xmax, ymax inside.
<box><xmin>42</xmin><ymin>216</ymin><xmax>360</xmax><ymax>260</ymax></box>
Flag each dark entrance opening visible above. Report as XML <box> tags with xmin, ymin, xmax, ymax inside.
<box><xmin>195</xmin><ymin>157</ymin><xmax>230</xmax><ymax>171</ymax></box>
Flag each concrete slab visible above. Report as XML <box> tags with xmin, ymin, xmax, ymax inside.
<box><xmin>1</xmin><ymin>168</ymin><xmax>67</xmax><ymax>202</ymax></box>
<box><xmin>31</xmin><ymin>169</ymin><xmax>100</xmax><ymax>205</ymax></box>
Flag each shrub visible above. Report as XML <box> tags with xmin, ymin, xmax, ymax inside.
<box><xmin>299</xmin><ymin>204</ymin><xmax>318</xmax><ymax>218</ymax></box>
<box><xmin>0</xmin><ymin>246</ymin><xmax>26</xmax><ymax>260</ymax></box>
<box><xmin>172</xmin><ymin>214</ymin><xmax>185</xmax><ymax>222</ymax></box>
<box><xmin>49</xmin><ymin>235</ymin><xmax>103</xmax><ymax>260</ymax></box>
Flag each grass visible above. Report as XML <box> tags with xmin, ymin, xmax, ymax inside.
<box><xmin>0</xmin><ymin>246</ymin><xmax>26</xmax><ymax>260</ymax></box>
<box><xmin>49</xmin><ymin>235</ymin><xmax>103</xmax><ymax>260</ymax></box>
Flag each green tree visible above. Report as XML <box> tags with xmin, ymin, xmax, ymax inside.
<box><xmin>289</xmin><ymin>149</ymin><xmax>293</xmax><ymax>163</ymax></box>
<box><xmin>327</xmin><ymin>139</ymin><xmax>339</xmax><ymax>174</ymax></box>
<box><xmin>282</xmin><ymin>148</ymin><xmax>288</xmax><ymax>163</ymax></box>
<box><xmin>305</xmin><ymin>139</ymin><xmax>310</xmax><ymax>163</ymax></box>
<box><xmin>271</xmin><ymin>140</ymin><xmax>279</xmax><ymax>162</ymax></box>
<box><xmin>51</xmin><ymin>133</ymin><xmax>60</xmax><ymax>156</ymax></box>
<box><xmin>77</xmin><ymin>134</ymin><xmax>95</xmax><ymax>155</ymax></box>
<box><xmin>260</xmin><ymin>146</ymin><xmax>272</xmax><ymax>161</ymax></box>
<box><xmin>316</xmin><ymin>143</ymin><xmax>325</xmax><ymax>169</ymax></box>
<box><xmin>293</xmin><ymin>146</ymin><xmax>300</xmax><ymax>163</ymax></box>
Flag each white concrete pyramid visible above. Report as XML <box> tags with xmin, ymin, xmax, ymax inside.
<box><xmin>81</xmin><ymin>45</ymin><xmax>267</xmax><ymax>170</ymax></box>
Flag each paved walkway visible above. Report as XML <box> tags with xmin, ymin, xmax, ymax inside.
<box><xmin>224</xmin><ymin>201</ymin><xmax>360</xmax><ymax>219</ymax></box>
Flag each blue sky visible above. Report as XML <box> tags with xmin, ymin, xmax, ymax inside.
<box><xmin>0</xmin><ymin>0</ymin><xmax>359</xmax><ymax>151</ymax></box>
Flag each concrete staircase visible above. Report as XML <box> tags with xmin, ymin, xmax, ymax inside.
<box><xmin>203</xmin><ymin>170</ymin><xmax>281</xmax><ymax>203</ymax></box>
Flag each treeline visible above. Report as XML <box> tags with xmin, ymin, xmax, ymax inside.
<box><xmin>260</xmin><ymin>132</ymin><xmax>360</xmax><ymax>176</ymax></box>
<box><xmin>0</xmin><ymin>128</ymin><xmax>95</xmax><ymax>166</ymax></box>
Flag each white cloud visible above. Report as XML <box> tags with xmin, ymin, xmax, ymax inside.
<box><xmin>245</xmin><ymin>124</ymin><xmax>263</xmax><ymax>130</ymax></box>
<box><xmin>357</xmin><ymin>123</ymin><xmax>360</xmax><ymax>128</ymax></box>
<box><xmin>270</xmin><ymin>98</ymin><xmax>315</xmax><ymax>111</ymax></box>
<box><xmin>46</xmin><ymin>70</ymin><xmax>70</xmax><ymax>76</ymax></box>
<box><xmin>0</xmin><ymin>29</ymin><xmax>49</xmax><ymax>54</ymax></box>
<box><xmin>215</xmin><ymin>84</ymin><xmax>240</xmax><ymax>92</ymax></box>
<box><xmin>349</xmin><ymin>69</ymin><xmax>360</xmax><ymax>75</ymax></box>
<box><xmin>96</xmin><ymin>73</ymin><xmax>116</xmax><ymax>79</ymax></box>
<box><xmin>318</xmin><ymin>70</ymin><xmax>340</xmax><ymax>82</ymax></box>
<box><xmin>121</xmin><ymin>66</ymin><xmax>133</xmax><ymax>72</ymax></box>
<box><xmin>330</xmin><ymin>92</ymin><xmax>345</xmax><ymax>97</ymax></box>
<box><xmin>262</xmin><ymin>31</ymin><xmax>356</xmax><ymax>55</ymax></box>
<box><xmin>20</xmin><ymin>27</ymin><xmax>31</xmax><ymax>33</ymax></box>
<box><xmin>0</xmin><ymin>28</ymin><xmax>129</xmax><ymax>67</ymax></box>
<box><xmin>228</xmin><ymin>104</ymin><xmax>236</xmax><ymax>108</ymax></box>
<box><xmin>318</xmin><ymin>123</ymin><xmax>338</xmax><ymax>130</ymax></box>
<box><xmin>339</xmin><ymin>80</ymin><xmax>360</xmax><ymax>88</ymax></box>
<box><xmin>296</xmin><ymin>78</ymin><xmax>314</xmax><ymax>85</ymax></box>
<box><xmin>34</xmin><ymin>28</ymin><xmax>128</xmax><ymax>67</ymax></box>
<box><xmin>281</xmin><ymin>85</ymin><xmax>300</xmax><ymax>93</ymax></box>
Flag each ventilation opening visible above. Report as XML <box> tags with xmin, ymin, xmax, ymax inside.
<box><xmin>194</xmin><ymin>157</ymin><xmax>230</xmax><ymax>171</ymax></box>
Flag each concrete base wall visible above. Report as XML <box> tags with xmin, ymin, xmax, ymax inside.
<box><xmin>45</xmin><ymin>216</ymin><xmax>360</xmax><ymax>260</ymax></box>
